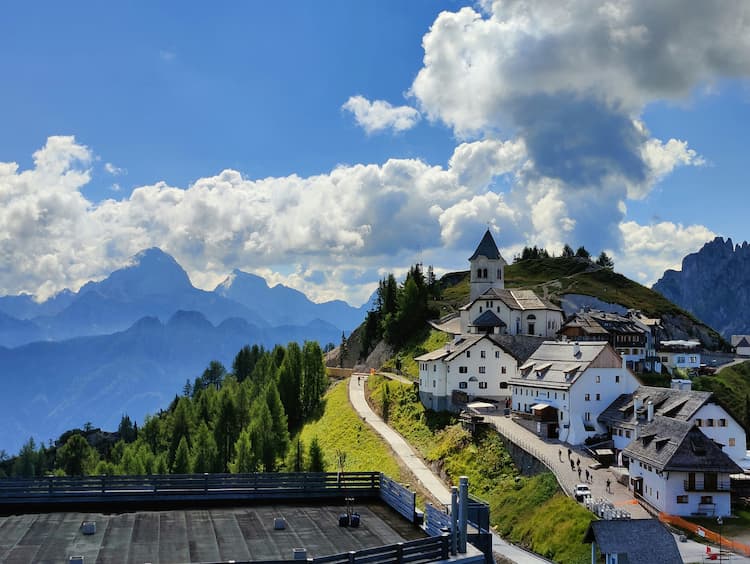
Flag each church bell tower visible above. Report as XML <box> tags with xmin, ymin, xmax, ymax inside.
<box><xmin>469</xmin><ymin>230</ymin><xmax>506</xmax><ymax>301</ymax></box>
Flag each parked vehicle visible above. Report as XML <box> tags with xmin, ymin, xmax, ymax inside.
<box><xmin>574</xmin><ymin>484</ymin><xmax>591</xmax><ymax>502</ymax></box>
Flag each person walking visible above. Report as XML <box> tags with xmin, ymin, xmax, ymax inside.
<box><xmin>558</xmin><ymin>448</ymin><xmax>562</xmax><ymax>462</ymax></box>
<box><xmin>585</xmin><ymin>469</ymin><xmax>589</xmax><ymax>482</ymax></box>
<box><xmin>606</xmin><ymin>478</ymin><xmax>612</xmax><ymax>493</ymax></box>
<box><xmin>577</xmin><ymin>467</ymin><xmax>582</xmax><ymax>480</ymax></box>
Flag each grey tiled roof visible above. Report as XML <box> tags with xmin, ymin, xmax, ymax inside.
<box><xmin>598</xmin><ymin>386</ymin><xmax>712</xmax><ymax>427</ymax></box>
<box><xmin>583</xmin><ymin>519</ymin><xmax>682</xmax><ymax>564</ymax></box>
<box><xmin>509</xmin><ymin>341</ymin><xmax>613</xmax><ymax>390</ymax></box>
<box><xmin>462</xmin><ymin>288</ymin><xmax>563</xmax><ymax>312</ymax></box>
<box><xmin>471</xmin><ymin>309</ymin><xmax>506</xmax><ymax>328</ymax></box>
<box><xmin>488</xmin><ymin>334</ymin><xmax>547</xmax><ymax>364</ymax></box>
<box><xmin>622</xmin><ymin>416</ymin><xmax>742</xmax><ymax>473</ymax></box>
<box><xmin>561</xmin><ymin>310</ymin><xmax>646</xmax><ymax>337</ymax></box>
<box><xmin>468</xmin><ymin>229</ymin><xmax>501</xmax><ymax>260</ymax></box>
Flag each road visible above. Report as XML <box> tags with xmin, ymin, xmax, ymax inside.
<box><xmin>348</xmin><ymin>374</ymin><xmax>553</xmax><ymax>564</ymax></box>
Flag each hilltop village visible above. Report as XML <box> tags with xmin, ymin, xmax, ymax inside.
<box><xmin>416</xmin><ymin>231</ymin><xmax>748</xmax><ymax>520</ymax></box>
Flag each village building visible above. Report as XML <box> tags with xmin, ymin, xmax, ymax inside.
<box><xmin>417</xmin><ymin>334</ymin><xmax>543</xmax><ymax>411</ymax></box>
<box><xmin>599</xmin><ymin>382</ymin><xmax>747</xmax><ymax>463</ymax></box>
<box><xmin>510</xmin><ymin>341</ymin><xmax>640</xmax><ymax>444</ymax></box>
<box><xmin>623</xmin><ymin>416</ymin><xmax>742</xmax><ymax>517</ymax></box>
<box><xmin>558</xmin><ymin>309</ymin><xmax>662</xmax><ymax>373</ymax></box>
<box><xmin>732</xmin><ymin>334</ymin><xmax>750</xmax><ymax>356</ymax></box>
<box><xmin>657</xmin><ymin>340</ymin><xmax>701</xmax><ymax>375</ymax></box>
<box><xmin>416</xmin><ymin>230</ymin><xmax>563</xmax><ymax>412</ymax></box>
<box><xmin>583</xmin><ymin>519</ymin><xmax>682</xmax><ymax>564</ymax></box>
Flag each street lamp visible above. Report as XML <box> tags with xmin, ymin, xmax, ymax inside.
<box><xmin>717</xmin><ymin>516</ymin><xmax>723</xmax><ymax>560</ymax></box>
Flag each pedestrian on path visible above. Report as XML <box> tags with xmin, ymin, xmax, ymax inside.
<box><xmin>558</xmin><ymin>448</ymin><xmax>562</xmax><ymax>462</ymax></box>
<box><xmin>570</xmin><ymin>460</ymin><xmax>575</xmax><ymax>471</ymax></box>
<box><xmin>567</xmin><ymin>448</ymin><xmax>572</xmax><ymax>460</ymax></box>
<box><xmin>577</xmin><ymin>468</ymin><xmax>582</xmax><ymax>480</ymax></box>
<box><xmin>606</xmin><ymin>478</ymin><xmax>612</xmax><ymax>493</ymax></box>
<box><xmin>585</xmin><ymin>469</ymin><xmax>589</xmax><ymax>482</ymax></box>
<box><xmin>576</xmin><ymin>458</ymin><xmax>580</xmax><ymax>469</ymax></box>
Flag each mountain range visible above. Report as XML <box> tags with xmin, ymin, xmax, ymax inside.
<box><xmin>653</xmin><ymin>237</ymin><xmax>750</xmax><ymax>338</ymax></box>
<box><xmin>0</xmin><ymin>249</ymin><xmax>371</xmax><ymax>453</ymax></box>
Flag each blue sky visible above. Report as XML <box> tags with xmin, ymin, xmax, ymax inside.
<box><xmin>1</xmin><ymin>1</ymin><xmax>749</xmax><ymax>305</ymax></box>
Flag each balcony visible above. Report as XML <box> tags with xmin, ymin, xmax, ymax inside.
<box><xmin>683</xmin><ymin>479</ymin><xmax>731</xmax><ymax>492</ymax></box>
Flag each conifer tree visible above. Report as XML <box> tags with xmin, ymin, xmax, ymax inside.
<box><xmin>192</xmin><ymin>422</ymin><xmax>219</xmax><ymax>473</ymax></box>
<box><xmin>230</xmin><ymin>428</ymin><xmax>255</xmax><ymax>473</ymax></box>
<box><xmin>172</xmin><ymin>436</ymin><xmax>191</xmax><ymax>474</ymax></box>
<box><xmin>308</xmin><ymin>437</ymin><xmax>325</xmax><ymax>472</ymax></box>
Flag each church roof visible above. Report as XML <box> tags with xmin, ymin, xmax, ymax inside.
<box><xmin>468</xmin><ymin>230</ymin><xmax>501</xmax><ymax>261</ymax></box>
<box><xmin>737</xmin><ymin>337</ymin><xmax>750</xmax><ymax>348</ymax></box>
<box><xmin>461</xmin><ymin>288</ymin><xmax>563</xmax><ymax>312</ymax></box>
<box><xmin>471</xmin><ymin>309</ymin><xmax>507</xmax><ymax>328</ymax></box>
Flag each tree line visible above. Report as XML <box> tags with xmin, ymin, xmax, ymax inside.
<box><xmin>1</xmin><ymin>342</ymin><xmax>329</xmax><ymax>478</ymax></box>
<box><xmin>360</xmin><ymin>263</ymin><xmax>439</xmax><ymax>357</ymax></box>
<box><xmin>515</xmin><ymin>244</ymin><xmax>614</xmax><ymax>269</ymax></box>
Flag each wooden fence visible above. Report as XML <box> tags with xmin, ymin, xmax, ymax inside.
<box><xmin>659</xmin><ymin>512</ymin><xmax>750</xmax><ymax>557</ymax></box>
<box><xmin>311</xmin><ymin>535</ymin><xmax>452</xmax><ymax>564</ymax></box>
<box><xmin>379</xmin><ymin>474</ymin><xmax>416</xmax><ymax>523</ymax></box>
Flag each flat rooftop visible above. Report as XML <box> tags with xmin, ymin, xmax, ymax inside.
<box><xmin>0</xmin><ymin>502</ymin><xmax>426</xmax><ymax>563</ymax></box>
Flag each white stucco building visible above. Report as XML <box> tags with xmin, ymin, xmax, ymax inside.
<box><xmin>510</xmin><ymin>341</ymin><xmax>640</xmax><ymax>444</ymax></box>
<box><xmin>657</xmin><ymin>340</ymin><xmax>701</xmax><ymax>374</ymax></box>
<box><xmin>599</xmin><ymin>382</ymin><xmax>747</xmax><ymax>463</ymax></box>
<box><xmin>623</xmin><ymin>416</ymin><xmax>741</xmax><ymax>517</ymax></box>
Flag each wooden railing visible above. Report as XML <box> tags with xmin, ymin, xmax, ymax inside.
<box><xmin>312</xmin><ymin>535</ymin><xmax>451</xmax><ymax>564</ymax></box>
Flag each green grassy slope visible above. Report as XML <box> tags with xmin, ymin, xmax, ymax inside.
<box><xmin>692</xmin><ymin>361</ymin><xmax>750</xmax><ymax>444</ymax></box>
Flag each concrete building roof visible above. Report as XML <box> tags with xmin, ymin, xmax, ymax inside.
<box><xmin>0</xmin><ymin>503</ymin><xmax>426</xmax><ymax>564</ymax></box>
<box><xmin>622</xmin><ymin>416</ymin><xmax>742</xmax><ymax>473</ymax></box>
<box><xmin>583</xmin><ymin>519</ymin><xmax>682</xmax><ymax>564</ymax></box>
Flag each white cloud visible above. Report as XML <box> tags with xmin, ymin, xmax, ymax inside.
<box><xmin>104</xmin><ymin>162</ymin><xmax>125</xmax><ymax>176</ymax></box>
<box><xmin>342</xmin><ymin>95</ymin><xmax>421</xmax><ymax>134</ymax></box>
<box><xmin>617</xmin><ymin>221</ymin><xmax>716</xmax><ymax>285</ymax></box>
<box><xmin>0</xmin><ymin>136</ymin><xmax>722</xmax><ymax>305</ymax></box>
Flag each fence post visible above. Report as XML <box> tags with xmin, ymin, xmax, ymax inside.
<box><xmin>396</xmin><ymin>542</ymin><xmax>403</xmax><ymax>564</ymax></box>
<box><xmin>48</xmin><ymin>476</ymin><xmax>53</xmax><ymax>495</ymax></box>
<box><xmin>348</xmin><ymin>550</ymin><xmax>356</xmax><ymax>564</ymax></box>
<box><xmin>440</xmin><ymin>533</ymin><xmax>450</xmax><ymax>560</ymax></box>
<box><xmin>101</xmin><ymin>475</ymin><xmax>105</xmax><ymax>494</ymax></box>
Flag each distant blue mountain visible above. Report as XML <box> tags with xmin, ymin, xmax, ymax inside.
<box><xmin>0</xmin><ymin>310</ymin><xmax>341</xmax><ymax>454</ymax></box>
<box><xmin>214</xmin><ymin>269</ymin><xmax>370</xmax><ymax>330</ymax></box>
<box><xmin>0</xmin><ymin>248</ymin><xmax>368</xmax><ymax>348</ymax></box>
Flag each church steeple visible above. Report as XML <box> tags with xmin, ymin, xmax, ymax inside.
<box><xmin>469</xmin><ymin>230</ymin><xmax>506</xmax><ymax>300</ymax></box>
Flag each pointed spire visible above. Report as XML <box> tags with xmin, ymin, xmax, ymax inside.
<box><xmin>469</xmin><ymin>229</ymin><xmax>501</xmax><ymax>260</ymax></box>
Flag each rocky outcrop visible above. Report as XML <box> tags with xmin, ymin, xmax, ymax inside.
<box><xmin>653</xmin><ymin>237</ymin><xmax>750</xmax><ymax>338</ymax></box>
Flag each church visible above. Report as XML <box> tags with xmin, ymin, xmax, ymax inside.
<box><xmin>416</xmin><ymin>230</ymin><xmax>564</xmax><ymax>411</ymax></box>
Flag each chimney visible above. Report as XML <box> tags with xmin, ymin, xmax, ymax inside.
<box><xmin>647</xmin><ymin>401</ymin><xmax>654</xmax><ymax>422</ymax></box>
<box><xmin>634</xmin><ymin>395</ymin><xmax>642</xmax><ymax>413</ymax></box>
<box><xmin>572</xmin><ymin>342</ymin><xmax>581</xmax><ymax>357</ymax></box>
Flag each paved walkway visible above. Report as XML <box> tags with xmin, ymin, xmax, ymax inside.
<box><xmin>348</xmin><ymin>374</ymin><xmax>552</xmax><ymax>564</ymax></box>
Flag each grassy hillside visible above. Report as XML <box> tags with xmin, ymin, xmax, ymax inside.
<box><xmin>692</xmin><ymin>361</ymin><xmax>750</xmax><ymax>445</ymax></box>
<box><xmin>296</xmin><ymin>380</ymin><xmax>404</xmax><ymax>479</ymax></box>
<box><xmin>367</xmin><ymin>375</ymin><xmax>592</xmax><ymax>563</ymax></box>
<box><xmin>381</xmin><ymin>329</ymin><xmax>451</xmax><ymax>380</ymax></box>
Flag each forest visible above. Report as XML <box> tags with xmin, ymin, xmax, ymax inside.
<box><xmin>1</xmin><ymin>341</ymin><xmax>328</xmax><ymax>478</ymax></box>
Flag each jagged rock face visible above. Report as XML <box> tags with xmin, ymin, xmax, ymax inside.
<box><xmin>654</xmin><ymin>237</ymin><xmax>750</xmax><ymax>338</ymax></box>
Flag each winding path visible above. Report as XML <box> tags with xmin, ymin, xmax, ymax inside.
<box><xmin>348</xmin><ymin>374</ymin><xmax>552</xmax><ymax>564</ymax></box>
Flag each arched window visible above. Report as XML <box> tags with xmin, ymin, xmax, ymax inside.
<box><xmin>468</xmin><ymin>376</ymin><xmax>478</xmax><ymax>382</ymax></box>
<box><xmin>497</xmin><ymin>269</ymin><xmax>502</xmax><ymax>279</ymax></box>
<box><xmin>483</xmin><ymin>268</ymin><xmax>488</xmax><ymax>278</ymax></box>
<box><xmin>477</xmin><ymin>268</ymin><xmax>482</xmax><ymax>278</ymax></box>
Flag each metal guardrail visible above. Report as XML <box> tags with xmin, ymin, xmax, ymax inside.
<box><xmin>0</xmin><ymin>472</ymin><xmax>381</xmax><ymax>506</ymax></box>
<box><xmin>312</xmin><ymin>535</ymin><xmax>450</xmax><ymax>564</ymax></box>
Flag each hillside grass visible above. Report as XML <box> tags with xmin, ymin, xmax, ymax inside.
<box><xmin>367</xmin><ymin>375</ymin><xmax>592</xmax><ymax>563</ymax></box>
<box><xmin>382</xmin><ymin>329</ymin><xmax>452</xmax><ymax>380</ymax></box>
<box><xmin>296</xmin><ymin>380</ymin><xmax>404</xmax><ymax>479</ymax></box>
<box><xmin>692</xmin><ymin>361</ymin><xmax>750</xmax><ymax>443</ymax></box>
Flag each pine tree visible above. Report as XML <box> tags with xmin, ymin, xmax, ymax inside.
<box><xmin>58</xmin><ymin>434</ymin><xmax>97</xmax><ymax>476</ymax></box>
<box><xmin>214</xmin><ymin>390</ymin><xmax>239</xmax><ymax>472</ymax></box>
<box><xmin>191</xmin><ymin>422</ymin><xmax>219</xmax><ymax>473</ymax></box>
<box><xmin>575</xmin><ymin>246</ymin><xmax>591</xmax><ymax>259</ymax></box>
<box><xmin>13</xmin><ymin>437</ymin><xmax>38</xmax><ymax>477</ymax></box>
<box><xmin>561</xmin><ymin>244</ymin><xmax>574</xmax><ymax>258</ymax></box>
<box><xmin>172</xmin><ymin>436</ymin><xmax>191</xmax><ymax>474</ymax></box>
<box><xmin>277</xmin><ymin>342</ymin><xmax>303</xmax><ymax>429</ymax></box>
<box><xmin>596</xmin><ymin>251</ymin><xmax>614</xmax><ymax>270</ymax></box>
<box><xmin>307</xmin><ymin>437</ymin><xmax>325</xmax><ymax>472</ymax></box>
<box><xmin>230</xmin><ymin>428</ymin><xmax>256</xmax><ymax>473</ymax></box>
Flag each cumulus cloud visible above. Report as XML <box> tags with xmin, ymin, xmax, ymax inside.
<box><xmin>616</xmin><ymin>221</ymin><xmax>716</xmax><ymax>285</ymax></box>
<box><xmin>342</xmin><ymin>95</ymin><xmax>421</xmax><ymax>134</ymax></box>
<box><xmin>104</xmin><ymin>162</ymin><xmax>125</xmax><ymax>176</ymax></box>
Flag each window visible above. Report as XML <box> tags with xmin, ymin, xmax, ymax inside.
<box><xmin>479</xmin><ymin>382</ymin><xmax>488</xmax><ymax>389</ymax></box>
<box><xmin>729</xmin><ymin>438</ymin><xmax>736</xmax><ymax>447</ymax></box>
<box><xmin>476</xmin><ymin>268</ymin><xmax>482</xmax><ymax>278</ymax></box>
<box><xmin>689</xmin><ymin>356</ymin><xmax>697</xmax><ymax>363</ymax></box>
<box><xmin>706</xmin><ymin>419</ymin><xmax>714</xmax><ymax>427</ymax></box>
<box><xmin>596</xmin><ymin>393</ymin><xmax>601</xmax><ymax>401</ymax></box>
<box><xmin>501</xmin><ymin>366</ymin><xmax>507</xmax><ymax>374</ymax></box>
<box><xmin>483</xmin><ymin>268</ymin><xmax>488</xmax><ymax>278</ymax></box>
<box><xmin>478</xmin><ymin>366</ymin><xmax>486</xmax><ymax>374</ymax></box>
<box><xmin>595</xmin><ymin>375</ymin><xmax>601</xmax><ymax>383</ymax></box>
<box><xmin>615</xmin><ymin>375</ymin><xmax>620</xmax><ymax>383</ymax></box>
<box><xmin>466</xmin><ymin>351</ymin><xmax>471</xmax><ymax>358</ymax></box>
<box><xmin>459</xmin><ymin>382</ymin><xmax>468</xmax><ymax>389</ymax></box>
<box><xmin>719</xmin><ymin>419</ymin><xmax>727</xmax><ymax>427</ymax></box>
<box><xmin>432</xmin><ymin>380</ymin><xmax>436</xmax><ymax>388</ymax></box>
<box><xmin>677</xmin><ymin>356</ymin><xmax>685</xmax><ymax>364</ymax></box>
<box><xmin>695</xmin><ymin>418</ymin><xmax>702</xmax><ymax>427</ymax></box>
<box><xmin>480</xmin><ymin>350</ymin><xmax>486</xmax><ymax>358</ymax></box>
<box><xmin>497</xmin><ymin>269</ymin><xmax>502</xmax><ymax>279</ymax></box>
<box><xmin>495</xmin><ymin>351</ymin><xmax>500</xmax><ymax>359</ymax></box>
<box><xmin>459</xmin><ymin>366</ymin><xmax>468</xmax><ymax>374</ymax></box>
<box><xmin>499</xmin><ymin>382</ymin><xmax>508</xmax><ymax>389</ymax></box>
<box><xmin>625</xmin><ymin>430</ymin><xmax>631</xmax><ymax>438</ymax></box>
<box><xmin>700</xmin><ymin>496</ymin><xmax>713</xmax><ymax>505</ymax></box>
<box><xmin>676</xmin><ymin>495</ymin><xmax>688</xmax><ymax>504</ymax></box>
<box><xmin>433</xmin><ymin>365</ymin><xmax>436</xmax><ymax>372</ymax></box>
<box><xmin>584</xmin><ymin>412</ymin><xmax>591</xmax><ymax>421</ymax></box>
<box><xmin>479</xmin><ymin>306</ymin><xmax>483</xmax><ymax>313</ymax></box>
<box><xmin>585</xmin><ymin>393</ymin><xmax>591</xmax><ymax>401</ymax></box>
